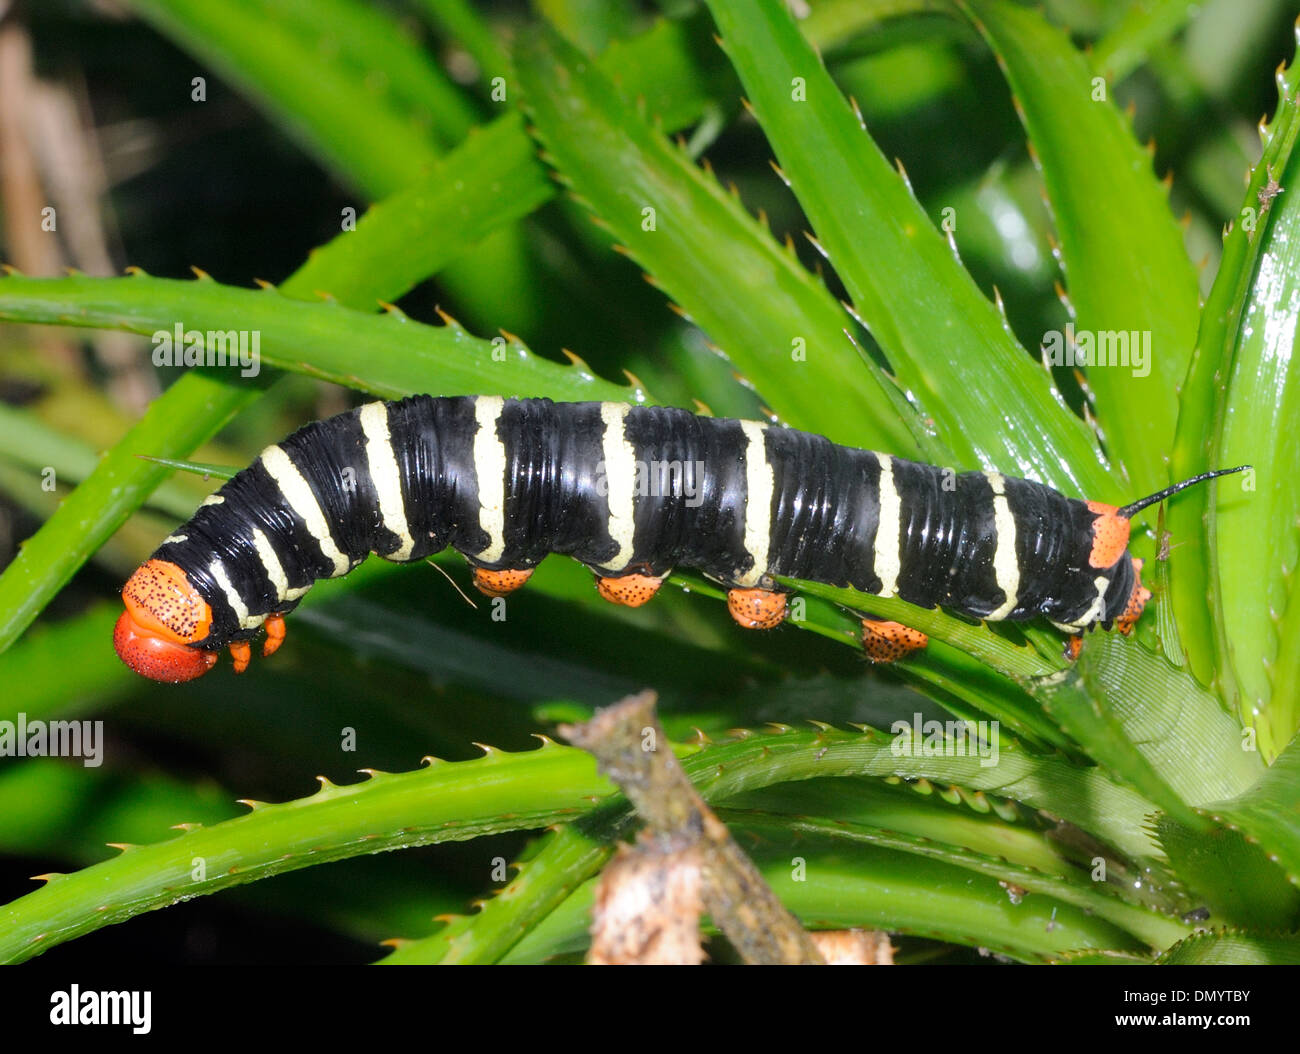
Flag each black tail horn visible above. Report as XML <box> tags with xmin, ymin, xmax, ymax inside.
<box><xmin>1119</xmin><ymin>466</ymin><xmax>1250</xmax><ymax>519</ymax></box>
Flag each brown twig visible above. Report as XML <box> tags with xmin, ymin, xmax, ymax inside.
<box><xmin>562</xmin><ymin>690</ymin><xmax>825</xmax><ymax>965</ymax></box>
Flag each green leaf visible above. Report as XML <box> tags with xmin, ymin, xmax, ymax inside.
<box><xmin>0</xmin><ymin>402</ymin><xmax>205</xmax><ymax>522</ymax></box>
<box><xmin>244</xmin><ymin>0</ymin><xmax>481</xmax><ymax>147</ymax></box>
<box><xmin>1205</xmin><ymin>158</ymin><xmax>1300</xmax><ymax>747</ymax></box>
<box><xmin>1031</xmin><ymin>664</ymin><xmax>1201</xmax><ymax>831</ymax></box>
<box><xmin>1064</xmin><ymin>633</ymin><xmax>1263</xmax><ymax>807</ymax></box>
<box><xmin>506</xmin><ymin>843</ymin><xmax>1147</xmax><ymax>963</ymax></box>
<box><xmin>135</xmin><ymin>456</ymin><xmax>237</xmax><ymax>481</ymax></box>
<box><xmin>687</xmin><ymin>725</ymin><xmax>1173</xmax><ymax>874</ymax></box>
<box><xmin>0</xmin><ymin>605</ymin><xmax>134</xmax><ymax>722</ymax></box>
<box><xmin>800</xmin><ymin>0</ymin><xmax>957</xmax><ymax>56</ymax></box>
<box><xmin>0</xmin><ymin>741</ymin><xmax>609</xmax><ymax>963</ymax></box>
<box><xmin>1197</xmin><ymin>728</ymin><xmax>1300</xmax><ymax>889</ymax></box>
<box><xmin>961</xmin><ymin>0</ymin><xmax>1202</xmax><ymax>502</ymax></box>
<box><xmin>285</xmin><ymin>112</ymin><xmax>553</xmax><ymax>312</ymax></box>
<box><xmin>724</xmin><ymin>778</ymin><xmax>1138</xmax><ymax>887</ymax></box>
<box><xmin>534</xmin><ymin>0</ymin><xmax>639</xmax><ymax>55</ymax></box>
<box><xmin>1170</xmin><ymin>27</ymin><xmax>1300</xmax><ymax>750</ymax></box>
<box><xmin>378</xmin><ymin>814</ymin><xmax>613</xmax><ymax>965</ymax></box>
<box><xmin>597</xmin><ymin>14</ymin><xmax>743</xmax><ymax>133</ymax></box>
<box><xmin>1155</xmin><ymin>929</ymin><xmax>1300</xmax><ymax>964</ymax></box>
<box><xmin>126</xmin><ymin>0</ymin><xmax>445</xmax><ymax>196</ymax></box>
<box><xmin>387</xmin><ymin>721</ymin><xmax>1177</xmax><ymax>964</ymax></box>
<box><xmin>0</xmin><ymin>274</ymin><xmax>633</xmax><ymax>404</ymax></box>
<box><xmin>1090</xmin><ymin>0</ymin><xmax>1202</xmax><ymax>83</ymax></box>
<box><xmin>125</xmin><ymin>0</ymin><xmax>544</xmax><ymax>335</ymax></box>
<box><xmin>1157</xmin><ymin>817</ymin><xmax>1300</xmax><ymax>930</ymax></box>
<box><xmin>703</xmin><ymin>0</ymin><xmax>1109</xmax><ymax>496</ymax></box>
<box><xmin>513</xmin><ymin>23</ymin><xmax>918</xmax><ymax>455</ymax></box>
<box><xmin>0</xmin><ymin>760</ymin><xmax>233</xmax><ymax>859</ymax></box>
<box><xmin>728</xmin><ymin>809</ymin><xmax>1189</xmax><ymax>949</ymax></box>
<box><xmin>334</xmin><ymin>722</ymin><xmax>1168</xmax><ymax>963</ymax></box>
<box><xmin>412</xmin><ymin>0</ymin><xmax>511</xmax><ymax>86</ymax></box>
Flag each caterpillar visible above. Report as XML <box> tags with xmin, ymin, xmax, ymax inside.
<box><xmin>112</xmin><ymin>395</ymin><xmax>1246</xmax><ymax>682</ymax></box>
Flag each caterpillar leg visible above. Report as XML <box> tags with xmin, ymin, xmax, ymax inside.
<box><xmin>472</xmin><ymin>567</ymin><xmax>534</xmax><ymax>597</ymax></box>
<box><xmin>861</xmin><ymin>619</ymin><xmax>928</xmax><ymax>663</ymax></box>
<box><xmin>263</xmin><ymin>614</ymin><xmax>287</xmax><ymax>657</ymax></box>
<box><xmin>229</xmin><ymin>640</ymin><xmax>251</xmax><ymax>674</ymax></box>
<box><xmin>1064</xmin><ymin>635</ymin><xmax>1084</xmax><ymax>662</ymax></box>
<box><xmin>596</xmin><ymin>573</ymin><xmax>665</xmax><ymax>608</ymax></box>
<box><xmin>233</xmin><ymin>615</ymin><xmax>288</xmax><ymax>671</ymax></box>
<box><xmin>727</xmin><ymin>587</ymin><xmax>787</xmax><ymax>630</ymax></box>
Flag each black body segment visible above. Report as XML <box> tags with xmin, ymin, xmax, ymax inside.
<box><xmin>149</xmin><ymin>396</ymin><xmax>1135</xmax><ymax>650</ymax></box>
<box><xmin>622</xmin><ymin>406</ymin><xmax>752</xmax><ymax>581</ymax></box>
<box><xmin>385</xmin><ymin>394</ymin><xmax>487</xmax><ymax>562</ymax></box>
<box><xmin>495</xmin><ymin>398</ymin><xmax>616</xmax><ymax>568</ymax></box>
<box><xmin>1002</xmin><ymin>474</ymin><xmax>1097</xmax><ymax>623</ymax></box>
<box><xmin>891</xmin><ymin>463</ymin><xmax>1003</xmax><ymax>616</ymax></box>
<box><xmin>763</xmin><ymin>424</ymin><xmax>883</xmax><ymax>594</ymax></box>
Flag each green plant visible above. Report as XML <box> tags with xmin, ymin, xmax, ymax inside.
<box><xmin>0</xmin><ymin>0</ymin><xmax>1297</xmax><ymax>964</ymax></box>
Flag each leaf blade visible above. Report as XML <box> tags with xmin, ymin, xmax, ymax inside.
<box><xmin>513</xmin><ymin>23</ymin><xmax>918</xmax><ymax>455</ymax></box>
<box><xmin>704</xmin><ymin>0</ymin><xmax>1109</xmax><ymax>494</ymax></box>
<box><xmin>961</xmin><ymin>0</ymin><xmax>1202</xmax><ymax>501</ymax></box>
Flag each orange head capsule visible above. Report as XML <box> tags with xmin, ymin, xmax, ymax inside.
<box><xmin>114</xmin><ymin>559</ymin><xmax>219</xmax><ymax>683</ymax></box>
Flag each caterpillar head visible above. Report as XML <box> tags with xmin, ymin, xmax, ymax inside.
<box><xmin>1086</xmin><ymin>464</ymin><xmax>1247</xmax><ymax>633</ymax></box>
<box><xmin>114</xmin><ymin>559</ymin><xmax>218</xmax><ymax>682</ymax></box>
<box><xmin>1084</xmin><ymin>503</ymin><xmax>1153</xmax><ymax>631</ymax></box>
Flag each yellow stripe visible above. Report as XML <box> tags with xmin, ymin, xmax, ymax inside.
<box><xmin>1052</xmin><ymin>575</ymin><xmax>1111</xmax><ymax>632</ymax></box>
<box><xmin>599</xmin><ymin>402</ymin><xmax>638</xmax><ymax>572</ymax></box>
<box><xmin>473</xmin><ymin>396</ymin><xmax>507</xmax><ymax>564</ymax></box>
<box><xmin>874</xmin><ymin>455</ymin><xmax>902</xmax><ymax>596</ymax></box>
<box><xmin>736</xmin><ymin>421</ymin><xmax>773</xmax><ymax>587</ymax></box>
<box><xmin>209</xmin><ymin>559</ymin><xmax>264</xmax><ymax>631</ymax></box>
<box><xmin>249</xmin><ymin>527</ymin><xmax>291</xmax><ymax>603</ymax></box>
<box><xmin>984</xmin><ymin>471</ymin><xmax>1021</xmax><ymax>621</ymax></box>
<box><xmin>359</xmin><ymin>401</ymin><xmax>416</xmax><ymax>561</ymax></box>
<box><xmin>259</xmin><ymin>444</ymin><xmax>351</xmax><ymax>577</ymax></box>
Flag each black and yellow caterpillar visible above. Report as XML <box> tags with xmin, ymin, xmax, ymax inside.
<box><xmin>113</xmin><ymin>395</ymin><xmax>1245</xmax><ymax>681</ymax></box>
